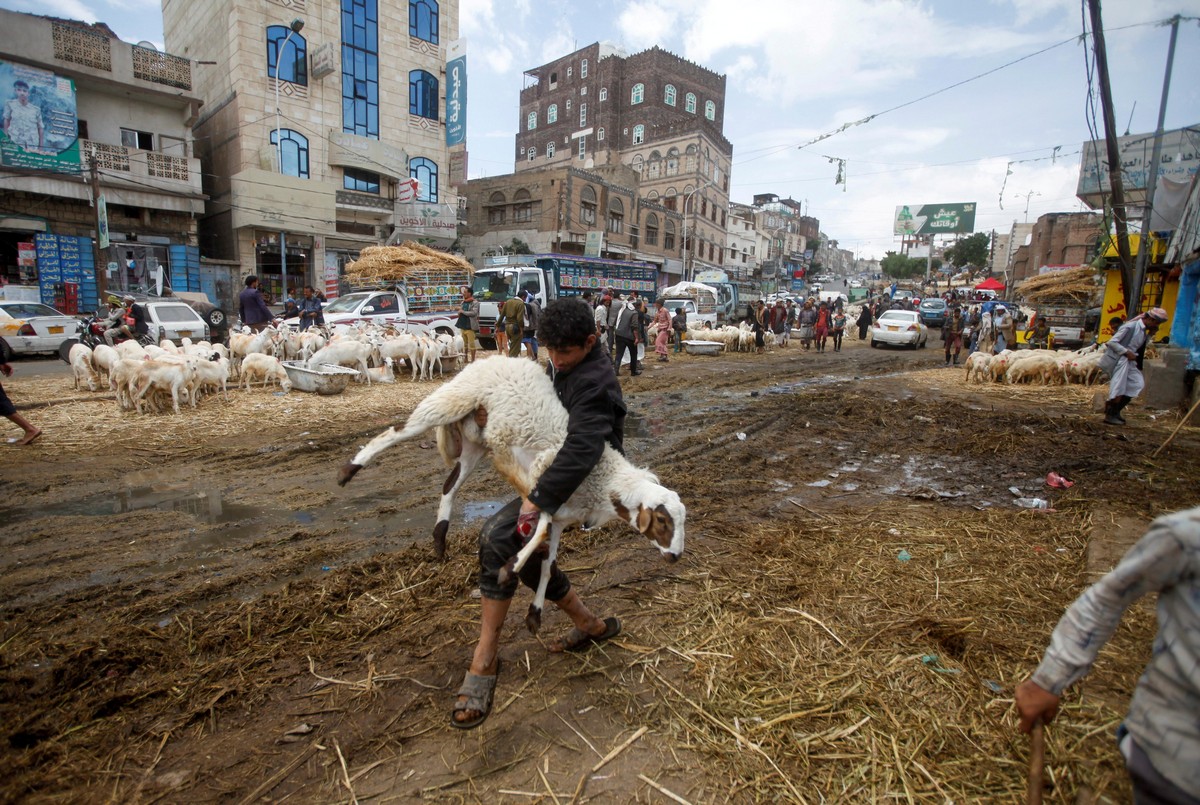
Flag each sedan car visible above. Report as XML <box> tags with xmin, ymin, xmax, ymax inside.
<box><xmin>141</xmin><ymin>301</ymin><xmax>210</xmax><ymax>344</ymax></box>
<box><xmin>870</xmin><ymin>309</ymin><xmax>928</xmax><ymax>349</ymax></box>
<box><xmin>0</xmin><ymin>300</ymin><xmax>80</xmax><ymax>356</ymax></box>
<box><xmin>918</xmin><ymin>298</ymin><xmax>948</xmax><ymax>329</ymax></box>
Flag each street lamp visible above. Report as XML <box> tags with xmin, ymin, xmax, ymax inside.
<box><xmin>273</xmin><ymin>17</ymin><xmax>303</xmax><ymax>308</ymax></box>
<box><xmin>681</xmin><ymin>180</ymin><xmax>712</xmax><ymax>282</ymax></box>
<box><xmin>1017</xmin><ymin>189</ymin><xmax>1041</xmax><ymax>224</ymax></box>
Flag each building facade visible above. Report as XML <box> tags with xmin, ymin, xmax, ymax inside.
<box><xmin>1009</xmin><ymin>213</ymin><xmax>1103</xmax><ymax>282</ymax></box>
<box><xmin>0</xmin><ymin>10</ymin><xmax>203</xmax><ymax>312</ymax></box>
<box><xmin>497</xmin><ymin>42</ymin><xmax>731</xmax><ymax>282</ymax></box>
<box><xmin>163</xmin><ymin>0</ymin><xmax>459</xmax><ymax>300</ymax></box>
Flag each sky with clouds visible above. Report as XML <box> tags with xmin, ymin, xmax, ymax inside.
<box><xmin>4</xmin><ymin>0</ymin><xmax>1199</xmax><ymax>258</ymax></box>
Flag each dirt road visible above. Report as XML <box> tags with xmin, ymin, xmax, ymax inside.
<box><xmin>2</xmin><ymin>339</ymin><xmax>1196</xmax><ymax>802</ymax></box>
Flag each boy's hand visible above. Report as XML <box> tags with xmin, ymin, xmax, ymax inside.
<box><xmin>1015</xmin><ymin>679</ymin><xmax>1060</xmax><ymax>733</ymax></box>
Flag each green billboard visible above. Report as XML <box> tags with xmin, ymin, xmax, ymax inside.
<box><xmin>893</xmin><ymin>203</ymin><xmax>976</xmax><ymax>236</ymax></box>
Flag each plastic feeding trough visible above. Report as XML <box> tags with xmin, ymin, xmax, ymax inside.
<box><xmin>683</xmin><ymin>340</ymin><xmax>724</xmax><ymax>356</ymax></box>
<box><xmin>281</xmin><ymin>361</ymin><xmax>361</xmax><ymax>395</ymax></box>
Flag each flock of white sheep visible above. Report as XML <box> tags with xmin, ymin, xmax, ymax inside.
<box><xmin>962</xmin><ymin>343</ymin><xmax>1106</xmax><ymax>386</ymax></box>
<box><xmin>66</xmin><ymin>323</ymin><xmax>465</xmax><ymax>415</ymax></box>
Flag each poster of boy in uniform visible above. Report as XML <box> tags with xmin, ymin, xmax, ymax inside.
<box><xmin>0</xmin><ymin>59</ymin><xmax>81</xmax><ymax>174</ymax></box>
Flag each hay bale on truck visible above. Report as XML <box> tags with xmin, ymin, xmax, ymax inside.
<box><xmin>661</xmin><ymin>281</ymin><xmax>720</xmax><ymax>328</ymax></box>
<box><xmin>1015</xmin><ymin>266</ymin><xmax>1104</xmax><ymax>350</ymax></box>
<box><xmin>320</xmin><ymin>243</ymin><xmax>472</xmax><ymax>338</ymax></box>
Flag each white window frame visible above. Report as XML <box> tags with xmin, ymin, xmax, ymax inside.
<box><xmin>632</xmin><ymin>124</ymin><xmax>645</xmax><ymax>145</ymax></box>
<box><xmin>547</xmin><ymin>104</ymin><xmax>558</xmax><ymax>124</ymax></box>
<box><xmin>598</xmin><ymin>127</ymin><xmax>605</xmax><ymax>141</ymax></box>
<box><xmin>578</xmin><ymin>137</ymin><xmax>586</xmax><ymax>159</ymax></box>
<box><xmin>547</xmin><ymin>141</ymin><xmax>555</xmax><ymax>157</ymax></box>
<box><xmin>685</xmin><ymin>93</ymin><xmax>697</xmax><ymax>114</ymax></box>
<box><xmin>705</xmin><ymin>100</ymin><xmax>716</xmax><ymax>120</ymax></box>
<box><xmin>527</xmin><ymin>111</ymin><xmax>537</xmax><ymax>130</ymax></box>
<box><xmin>579</xmin><ymin>103</ymin><xmax>587</xmax><ymax>127</ymax></box>
<box><xmin>581</xmin><ymin>59</ymin><xmax>588</xmax><ymax>78</ymax></box>
<box><xmin>567</xmin><ymin>66</ymin><xmax>572</xmax><ymax>78</ymax></box>
<box><xmin>664</xmin><ymin>84</ymin><xmax>676</xmax><ymax>106</ymax></box>
<box><xmin>528</xmin><ymin>145</ymin><xmax>536</xmax><ymax>161</ymax></box>
<box><xmin>599</xmin><ymin>87</ymin><xmax>607</xmax><ymax>101</ymax></box>
<box><xmin>631</xmin><ymin>83</ymin><xmax>644</xmax><ymax>104</ymax></box>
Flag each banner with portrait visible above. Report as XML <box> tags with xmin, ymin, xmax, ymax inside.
<box><xmin>0</xmin><ymin>59</ymin><xmax>81</xmax><ymax>174</ymax></box>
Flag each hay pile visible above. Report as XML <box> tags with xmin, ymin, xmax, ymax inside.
<box><xmin>1015</xmin><ymin>266</ymin><xmax>1103</xmax><ymax>305</ymax></box>
<box><xmin>617</xmin><ymin>505</ymin><xmax>1147</xmax><ymax>801</ymax></box>
<box><xmin>344</xmin><ymin>242</ymin><xmax>473</xmax><ymax>283</ymax></box>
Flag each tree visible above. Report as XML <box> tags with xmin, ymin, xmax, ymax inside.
<box><xmin>944</xmin><ymin>232</ymin><xmax>990</xmax><ymax>269</ymax></box>
<box><xmin>508</xmin><ymin>237</ymin><xmax>532</xmax><ymax>255</ymax></box>
<box><xmin>880</xmin><ymin>252</ymin><xmax>925</xmax><ymax>279</ymax></box>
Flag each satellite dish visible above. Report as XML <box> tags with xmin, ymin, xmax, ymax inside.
<box><xmin>136</xmin><ymin>41</ymin><xmax>158</xmax><ymax>51</ymax></box>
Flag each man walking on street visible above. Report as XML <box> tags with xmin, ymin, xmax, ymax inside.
<box><xmin>498</xmin><ymin>291</ymin><xmax>526</xmax><ymax>358</ymax></box>
<box><xmin>943</xmin><ymin>307</ymin><xmax>965</xmax><ymax>366</ymax></box>
<box><xmin>1098</xmin><ymin>308</ymin><xmax>1168</xmax><ymax>426</ymax></box>
<box><xmin>456</xmin><ymin>286</ymin><xmax>480</xmax><ymax>363</ymax></box>
<box><xmin>612</xmin><ymin>298</ymin><xmax>642</xmax><ymax>376</ymax></box>
<box><xmin>238</xmin><ymin>276</ymin><xmax>273</xmax><ymax>332</ymax></box>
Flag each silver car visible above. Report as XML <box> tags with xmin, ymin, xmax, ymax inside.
<box><xmin>142</xmin><ymin>301</ymin><xmax>210</xmax><ymax>344</ymax></box>
<box><xmin>870</xmin><ymin>309</ymin><xmax>928</xmax><ymax>349</ymax></box>
<box><xmin>0</xmin><ymin>301</ymin><xmax>81</xmax><ymax>356</ymax></box>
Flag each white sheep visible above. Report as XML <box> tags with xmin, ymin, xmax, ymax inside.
<box><xmin>191</xmin><ymin>353</ymin><xmax>231</xmax><ymax>401</ymax></box>
<box><xmin>338</xmin><ymin>356</ymin><xmax>685</xmax><ymax>633</ymax></box>
<box><xmin>365</xmin><ymin>356</ymin><xmax>397</xmax><ymax>384</ymax></box>
<box><xmin>130</xmin><ymin>359</ymin><xmax>197</xmax><ymax>414</ymax></box>
<box><xmin>963</xmin><ymin>351</ymin><xmax>991</xmax><ymax>384</ymax></box>
<box><xmin>68</xmin><ymin>343</ymin><xmax>99</xmax><ymax>391</ymax></box>
<box><xmin>240</xmin><ymin>353</ymin><xmax>292</xmax><ymax>392</ymax></box>
<box><xmin>308</xmin><ymin>339</ymin><xmax>374</xmax><ymax>383</ymax></box>
<box><xmin>91</xmin><ymin>343</ymin><xmax>119</xmax><ymax>381</ymax></box>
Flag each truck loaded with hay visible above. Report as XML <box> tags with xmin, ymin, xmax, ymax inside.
<box><xmin>1014</xmin><ymin>265</ymin><xmax>1105</xmax><ymax>349</ymax></box>
<box><xmin>295</xmin><ymin>242</ymin><xmax>472</xmax><ymax>336</ymax></box>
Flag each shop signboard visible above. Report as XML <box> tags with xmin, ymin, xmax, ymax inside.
<box><xmin>0</xmin><ymin>59</ymin><xmax>81</xmax><ymax>174</ymax></box>
<box><xmin>445</xmin><ymin>43</ymin><xmax>467</xmax><ymax>147</ymax></box>
<box><xmin>893</xmin><ymin>203</ymin><xmax>976</xmax><ymax>236</ymax></box>
<box><xmin>1077</xmin><ymin>127</ymin><xmax>1199</xmax><ymax>208</ymax></box>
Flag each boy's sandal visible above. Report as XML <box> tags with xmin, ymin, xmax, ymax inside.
<box><xmin>554</xmin><ymin>617</ymin><xmax>621</xmax><ymax>653</ymax></box>
<box><xmin>450</xmin><ymin>659</ymin><xmax>501</xmax><ymax>730</ymax></box>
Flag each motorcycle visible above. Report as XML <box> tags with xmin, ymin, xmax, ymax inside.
<box><xmin>57</xmin><ymin>313</ymin><xmax>154</xmax><ymax>363</ymax></box>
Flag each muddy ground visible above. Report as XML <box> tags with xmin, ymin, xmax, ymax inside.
<box><xmin>1</xmin><ymin>338</ymin><xmax>1197</xmax><ymax>803</ymax></box>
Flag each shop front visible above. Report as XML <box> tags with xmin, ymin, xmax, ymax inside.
<box><xmin>253</xmin><ymin>231</ymin><xmax>312</xmax><ymax>304</ymax></box>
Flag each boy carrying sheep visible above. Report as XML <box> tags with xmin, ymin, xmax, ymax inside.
<box><xmin>452</xmin><ymin>298</ymin><xmax>626</xmax><ymax>729</ymax></box>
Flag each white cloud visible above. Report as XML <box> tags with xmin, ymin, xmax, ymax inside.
<box><xmin>616</xmin><ymin>1</ymin><xmax>678</xmax><ymax>51</ymax></box>
<box><xmin>7</xmin><ymin>0</ymin><xmax>99</xmax><ymax>21</ymax></box>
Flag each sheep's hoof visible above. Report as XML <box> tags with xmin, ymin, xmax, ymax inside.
<box><xmin>432</xmin><ymin>520</ymin><xmax>448</xmax><ymax>560</ymax></box>
<box><xmin>337</xmin><ymin>463</ymin><xmax>362</xmax><ymax>486</ymax></box>
<box><xmin>525</xmin><ymin>604</ymin><xmax>542</xmax><ymax>634</ymax></box>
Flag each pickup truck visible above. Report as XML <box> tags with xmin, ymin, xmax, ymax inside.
<box><xmin>661</xmin><ymin>281</ymin><xmax>719</xmax><ymax>328</ymax></box>
<box><xmin>283</xmin><ymin>289</ymin><xmax>459</xmax><ymax>337</ymax></box>
<box><xmin>1019</xmin><ymin>303</ymin><xmax>1093</xmax><ymax>349</ymax></box>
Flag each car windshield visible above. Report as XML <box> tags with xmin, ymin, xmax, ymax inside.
<box><xmin>1</xmin><ymin>302</ymin><xmax>63</xmax><ymax>318</ymax></box>
<box><xmin>921</xmin><ymin>300</ymin><xmax>945</xmax><ymax>309</ymax></box>
<box><xmin>322</xmin><ymin>293</ymin><xmax>372</xmax><ymax>314</ymax></box>
<box><xmin>152</xmin><ymin>304</ymin><xmax>204</xmax><ymax>323</ymax></box>
<box><xmin>472</xmin><ymin>272</ymin><xmax>517</xmax><ymax>301</ymax></box>
<box><xmin>879</xmin><ymin>311</ymin><xmax>918</xmax><ymax>322</ymax></box>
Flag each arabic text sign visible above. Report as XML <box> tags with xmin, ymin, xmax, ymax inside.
<box><xmin>0</xmin><ymin>59</ymin><xmax>80</xmax><ymax>174</ymax></box>
<box><xmin>446</xmin><ymin>53</ymin><xmax>467</xmax><ymax>147</ymax></box>
<box><xmin>1076</xmin><ymin>127</ymin><xmax>1200</xmax><ymax>205</ymax></box>
<box><xmin>893</xmin><ymin>203</ymin><xmax>976</xmax><ymax>236</ymax></box>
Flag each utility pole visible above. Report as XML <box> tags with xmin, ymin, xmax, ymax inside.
<box><xmin>1087</xmin><ymin>0</ymin><xmax>1136</xmax><ymax>312</ymax></box>
<box><xmin>88</xmin><ymin>155</ymin><xmax>108</xmax><ymax>300</ymax></box>
<box><xmin>1131</xmin><ymin>14</ymin><xmax>1181</xmax><ymax>310</ymax></box>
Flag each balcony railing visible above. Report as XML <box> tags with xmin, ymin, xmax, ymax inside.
<box><xmin>82</xmin><ymin>140</ymin><xmax>201</xmax><ymax>196</ymax></box>
<box><xmin>132</xmin><ymin>45</ymin><xmax>192</xmax><ymax>91</ymax></box>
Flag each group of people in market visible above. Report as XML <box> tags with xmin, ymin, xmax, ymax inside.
<box><xmin>237</xmin><ymin>276</ymin><xmax>325</xmax><ymax>333</ymax></box>
<box><xmin>746</xmin><ymin>297</ymin><xmax>848</xmax><ymax>354</ymax></box>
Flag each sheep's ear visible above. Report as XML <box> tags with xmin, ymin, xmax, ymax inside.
<box><xmin>636</xmin><ymin>506</ymin><xmax>652</xmax><ymax>533</ymax></box>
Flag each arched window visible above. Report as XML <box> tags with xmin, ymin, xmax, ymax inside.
<box><xmin>666</xmin><ymin>147</ymin><xmax>679</xmax><ymax>176</ymax></box>
<box><xmin>547</xmin><ymin>104</ymin><xmax>557</xmax><ymax>124</ymax></box>
<box><xmin>685</xmin><ymin>143</ymin><xmax>698</xmax><ymax>172</ymax></box>
<box><xmin>409</xmin><ymin>70</ymin><xmax>438</xmax><ymax>120</ymax></box>
<box><xmin>664</xmin><ymin>84</ymin><xmax>676</xmax><ymax>106</ymax></box>
<box><xmin>513</xmin><ymin>188</ymin><xmax>533</xmax><ymax>223</ymax></box>
<box><xmin>645</xmin><ymin>213</ymin><xmax>659</xmax><ymax>246</ymax></box>
<box><xmin>409</xmin><ymin>0</ymin><xmax>438</xmax><ymax>44</ymax></box>
<box><xmin>266</xmin><ymin>26</ymin><xmax>308</xmax><ymax>85</ymax></box>
<box><xmin>663</xmin><ymin>188</ymin><xmax>677</xmax><ymax>211</ymax></box>
<box><xmin>488</xmin><ymin>191</ymin><xmax>506</xmax><ymax>225</ymax></box>
<box><xmin>664</xmin><ymin>220</ymin><xmax>677</xmax><ymax>251</ymax></box>
<box><xmin>646</xmin><ymin>189</ymin><xmax>659</xmax><ymax>200</ymax></box>
<box><xmin>527</xmin><ymin>145</ymin><xmax>536</xmax><ymax>161</ymax></box>
<box><xmin>527</xmin><ymin>111</ymin><xmax>537</xmax><ymax>130</ymax></box>
<box><xmin>270</xmin><ymin>129</ymin><xmax>309</xmax><ymax>178</ymax></box>
<box><xmin>599</xmin><ymin>87</ymin><xmax>607</xmax><ymax>101</ymax></box>
<box><xmin>566</xmin><ymin>98</ymin><xmax>572</xmax><ymax>112</ymax></box>
<box><xmin>685</xmin><ymin>92</ymin><xmax>696</xmax><ymax>113</ymax></box>
<box><xmin>410</xmin><ymin>156</ymin><xmax>438</xmax><ymax>202</ymax></box>
<box><xmin>598</xmin><ymin>127</ymin><xmax>605</xmax><ymax>141</ymax></box>
<box><xmin>631</xmin><ymin>154</ymin><xmax>644</xmax><ymax>172</ymax></box>
<box><xmin>580</xmin><ymin>185</ymin><xmax>597</xmax><ymax>226</ymax></box>
<box><xmin>607</xmin><ymin>197</ymin><xmax>624</xmax><ymax>234</ymax></box>
<box><xmin>547</xmin><ymin>141</ymin><xmax>555</xmax><ymax>158</ymax></box>
<box><xmin>631</xmin><ymin>83</ymin><xmax>644</xmax><ymax>104</ymax></box>
<box><xmin>632</xmin><ymin>124</ymin><xmax>645</xmax><ymax>145</ymax></box>
<box><xmin>648</xmin><ymin>150</ymin><xmax>662</xmax><ymax>179</ymax></box>
<box><xmin>705</xmin><ymin>100</ymin><xmax>716</xmax><ymax>120</ymax></box>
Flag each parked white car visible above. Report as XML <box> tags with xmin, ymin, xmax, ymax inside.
<box><xmin>0</xmin><ymin>301</ymin><xmax>80</xmax><ymax>356</ymax></box>
<box><xmin>870</xmin><ymin>310</ymin><xmax>928</xmax><ymax>349</ymax></box>
<box><xmin>142</xmin><ymin>301</ymin><xmax>210</xmax><ymax>344</ymax></box>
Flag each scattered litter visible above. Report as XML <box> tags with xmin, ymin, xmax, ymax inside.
<box><xmin>1055</xmin><ymin>548</ymin><xmax>1069</xmax><ymax>553</ymax></box>
<box><xmin>1045</xmin><ymin>472</ymin><xmax>1075</xmax><ymax>489</ymax></box>
<box><xmin>887</xmin><ymin>528</ymin><xmax>901</xmax><ymax>536</ymax></box>
<box><xmin>272</xmin><ymin>392</ymin><xmax>287</xmax><ymax>397</ymax></box>
<box><xmin>157</xmin><ymin>618</ymin><xmax>171</xmax><ymax>628</ymax></box>
<box><xmin>921</xmin><ymin>654</ymin><xmax>961</xmax><ymax>674</ymax></box>
<box><xmin>984</xmin><ymin>680</ymin><xmax>1004</xmax><ymax>693</ymax></box>
<box><xmin>897</xmin><ymin>549</ymin><xmax>912</xmax><ymax>562</ymax></box>
<box><xmin>914</xmin><ymin>415</ymin><xmax>934</xmax><ymax>423</ymax></box>
<box><xmin>278</xmin><ymin>723</ymin><xmax>314</xmax><ymax>744</ymax></box>
<box><xmin>737</xmin><ymin>432</ymin><xmax>747</xmax><ymax>441</ymax></box>
<box><xmin>1014</xmin><ymin>497</ymin><xmax>1049</xmax><ymax>509</ymax></box>
<box><xmin>320</xmin><ymin>565</ymin><xmax>332</xmax><ymax>571</ymax></box>
<box><xmin>807</xmin><ymin>479</ymin><xmax>832</xmax><ymax>488</ymax></box>
<box><xmin>469</xmin><ymin>588</ymin><xmax>482</xmax><ymax>599</ymax></box>
<box><xmin>1008</xmin><ymin>486</ymin><xmax>1023</xmax><ymax>497</ymax></box>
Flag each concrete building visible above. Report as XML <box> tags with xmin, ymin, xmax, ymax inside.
<box><xmin>0</xmin><ymin>10</ymin><xmax>204</xmax><ymax>311</ymax></box>
<box><xmin>1009</xmin><ymin>212</ymin><xmax>1103</xmax><ymax>282</ymax></box>
<box><xmin>989</xmin><ymin>222</ymin><xmax>1033</xmax><ymax>282</ymax></box>
<box><xmin>725</xmin><ymin>203</ymin><xmax>759</xmax><ymax>281</ymax></box>
<box><xmin>459</xmin><ymin>162</ymin><xmax>683</xmax><ymax>268</ymax></box>
<box><xmin>462</xmin><ymin>42</ymin><xmax>730</xmax><ymax>282</ymax></box>
<box><xmin>163</xmin><ymin>0</ymin><xmax>460</xmax><ymax>300</ymax></box>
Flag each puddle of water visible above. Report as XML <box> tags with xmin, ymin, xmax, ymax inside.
<box><xmin>807</xmin><ymin>479</ymin><xmax>832</xmax><ymax>488</ymax></box>
<box><xmin>3</xmin><ymin>486</ymin><xmax>264</xmax><ymax>525</ymax></box>
<box><xmin>626</xmin><ymin>413</ymin><xmax>668</xmax><ymax>439</ymax></box>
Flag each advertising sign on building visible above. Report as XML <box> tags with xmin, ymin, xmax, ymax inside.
<box><xmin>584</xmin><ymin>230</ymin><xmax>604</xmax><ymax>257</ymax></box>
<box><xmin>97</xmin><ymin>194</ymin><xmax>109</xmax><ymax>249</ymax></box>
<box><xmin>893</xmin><ymin>203</ymin><xmax>976</xmax><ymax>236</ymax></box>
<box><xmin>445</xmin><ymin>43</ymin><xmax>467</xmax><ymax>147</ymax></box>
<box><xmin>310</xmin><ymin>42</ymin><xmax>337</xmax><ymax>80</ymax></box>
<box><xmin>1076</xmin><ymin>127</ymin><xmax>1200</xmax><ymax>208</ymax></box>
<box><xmin>0</xmin><ymin>60</ymin><xmax>81</xmax><ymax>174</ymax></box>
<box><xmin>449</xmin><ymin>149</ymin><xmax>467</xmax><ymax>188</ymax></box>
<box><xmin>394</xmin><ymin>202</ymin><xmax>458</xmax><ymax>242</ymax></box>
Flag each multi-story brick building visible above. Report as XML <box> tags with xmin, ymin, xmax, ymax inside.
<box><xmin>0</xmin><ymin>9</ymin><xmax>203</xmax><ymax>311</ymax></box>
<box><xmin>163</xmin><ymin>0</ymin><xmax>460</xmax><ymax>299</ymax></box>
<box><xmin>1009</xmin><ymin>213</ymin><xmax>1103</xmax><ymax>282</ymax></box>
<box><xmin>462</xmin><ymin>42</ymin><xmax>730</xmax><ymax>282</ymax></box>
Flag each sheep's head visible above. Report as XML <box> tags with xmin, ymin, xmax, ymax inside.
<box><xmin>612</xmin><ymin>485</ymin><xmax>685</xmax><ymax>562</ymax></box>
